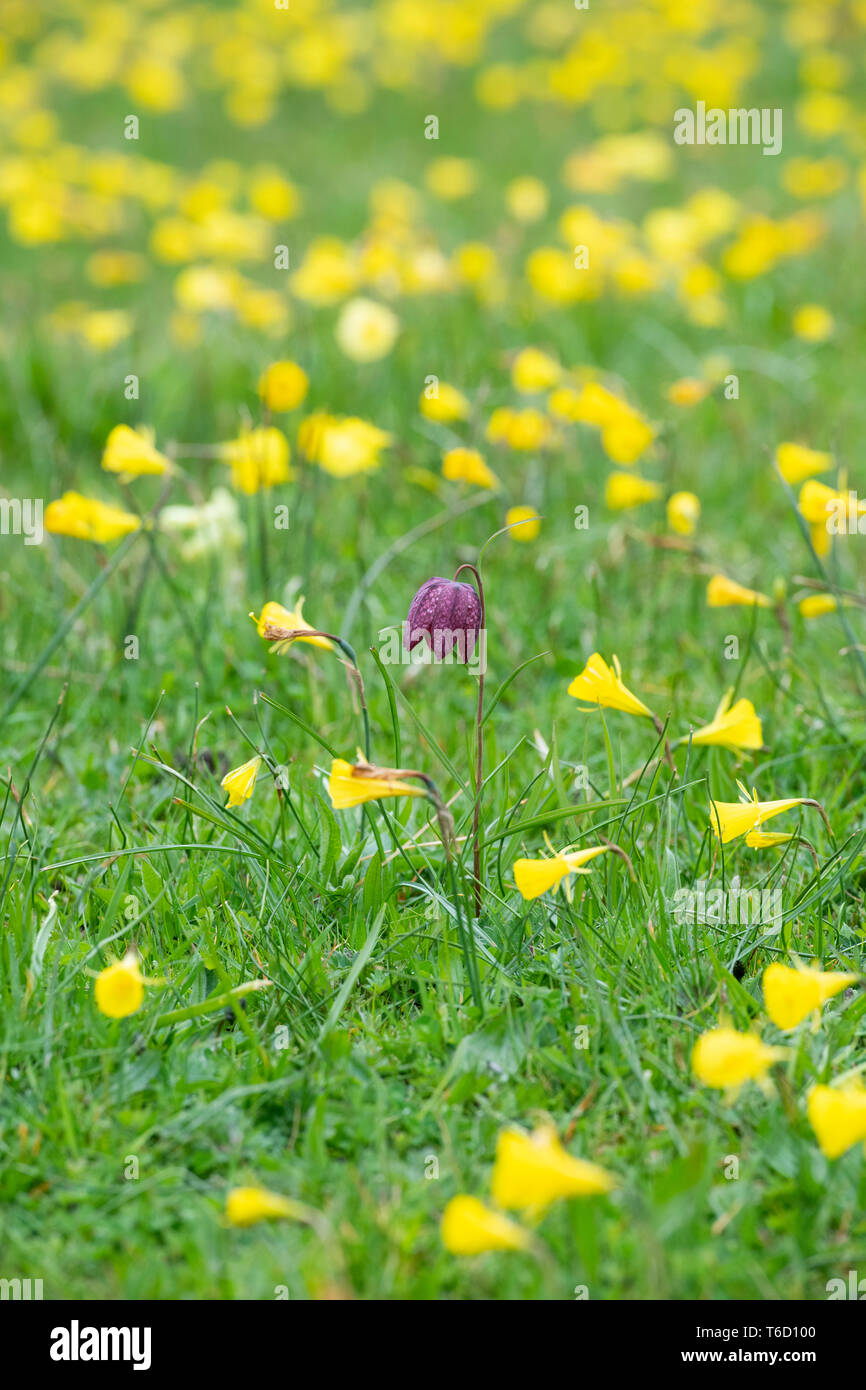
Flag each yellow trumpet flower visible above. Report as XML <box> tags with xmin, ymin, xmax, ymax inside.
<box><xmin>604</xmin><ymin>471</ymin><xmax>661</xmax><ymax>510</ymax></box>
<box><xmin>709</xmin><ymin>781</ymin><xmax>826</xmax><ymax>845</ymax></box>
<box><xmin>225</xmin><ymin>1186</ymin><xmax>305</xmax><ymax>1227</ymax></box>
<box><xmin>327</xmin><ymin>758</ymin><xmax>427</xmax><ymax>810</ymax></box>
<box><xmin>706</xmin><ymin>574</ymin><xmax>772</xmax><ymax>608</ymax></box>
<box><xmin>567</xmin><ymin>652</ymin><xmax>653</xmax><ymax>718</ymax></box>
<box><xmin>688</xmin><ymin>691</ymin><xmax>763</xmax><ymax>754</ymax></box>
<box><xmin>763</xmin><ymin>962</ymin><xmax>857</xmax><ymax>1031</ymax></box>
<box><xmin>250</xmin><ymin>599</ymin><xmax>335</xmax><ymax>654</ymax></box>
<box><xmin>45</xmin><ymin>492</ymin><xmax>141</xmax><ymax>544</ymax></box>
<box><xmin>440</xmin><ymin>1195</ymin><xmax>530</xmax><ymax>1255</ymax></box>
<box><xmin>94</xmin><ymin>950</ymin><xmax>146</xmax><ymax>1019</ymax></box>
<box><xmin>491</xmin><ymin>1125</ymin><xmax>616</xmax><ymax>1210</ymax></box>
<box><xmin>102</xmin><ymin>424</ymin><xmax>172</xmax><ymax>477</ymax></box>
<box><xmin>807</xmin><ymin>1083</ymin><xmax>866</xmax><ymax>1159</ymax></box>
<box><xmin>691</xmin><ymin>1026</ymin><xmax>786</xmax><ymax>1091</ymax></box>
<box><xmin>441</xmin><ymin>446</ymin><xmax>499</xmax><ymax>490</ymax></box>
<box><xmin>775</xmin><ymin>441</ymin><xmax>832</xmax><ymax>485</ymax></box>
<box><xmin>221</xmin><ymin>755</ymin><xmax>261</xmax><ymax>808</ymax></box>
<box><xmin>513</xmin><ymin>845</ymin><xmax>610</xmax><ymax>901</ymax></box>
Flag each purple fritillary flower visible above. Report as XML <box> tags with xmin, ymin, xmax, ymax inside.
<box><xmin>403</xmin><ymin>576</ymin><xmax>482</xmax><ymax>663</ymax></box>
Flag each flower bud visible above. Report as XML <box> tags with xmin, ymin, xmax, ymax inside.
<box><xmin>404</xmin><ymin>576</ymin><xmax>481</xmax><ymax>662</ymax></box>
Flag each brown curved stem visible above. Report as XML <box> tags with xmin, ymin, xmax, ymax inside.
<box><xmin>453</xmin><ymin>562</ymin><xmax>484</xmax><ymax>919</ymax></box>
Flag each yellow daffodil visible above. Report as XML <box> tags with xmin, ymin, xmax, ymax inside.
<box><xmin>327</xmin><ymin>758</ymin><xmax>427</xmax><ymax>810</ymax></box>
<box><xmin>513</xmin><ymin>845</ymin><xmax>610</xmax><ymax>901</ymax></box>
<box><xmin>709</xmin><ymin>781</ymin><xmax>823</xmax><ymax>844</ymax></box>
<box><xmin>250</xmin><ymin>599</ymin><xmax>335</xmax><ymax>654</ymax></box>
<box><xmin>505</xmin><ymin>505</ymin><xmax>541</xmax><ymax>541</ymax></box>
<box><xmin>419</xmin><ymin>382</ymin><xmax>470</xmax><ymax>423</ymax></box>
<box><xmin>335</xmin><ymin>296</ymin><xmax>399</xmax><ymax>362</ymax></box>
<box><xmin>511</xmin><ymin>347</ymin><xmax>561</xmax><ymax>393</ymax></box>
<box><xmin>225</xmin><ymin>1186</ymin><xmax>304</xmax><ymax>1227</ymax></box>
<box><xmin>605</xmin><ymin>471</ymin><xmax>661</xmax><ymax>510</ymax></box>
<box><xmin>763</xmin><ymin>962</ymin><xmax>857</xmax><ymax>1031</ymax></box>
<box><xmin>313</xmin><ymin>416</ymin><xmax>392</xmax><ymax>477</ymax></box>
<box><xmin>222</xmin><ymin>426</ymin><xmax>291</xmax><ymax>494</ymax></box>
<box><xmin>45</xmin><ymin>492</ymin><xmax>140</xmax><ymax>544</ymax></box>
<box><xmin>799</xmin><ymin>593</ymin><xmax>838</xmax><ymax>619</ymax></box>
<box><xmin>666</xmin><ymin>378</ymin><xmax>710</xmax><ymax>407</ymax></box>
<box><xmin>102</xmin><ymin>424</ymin><xmax>171</xmax><ymax>478</ymax></box>
<box><xmin>691</xmin><ymin>1026</ymin><xmax>785</xmax><ymax>1090</ymax></box>
<box><xmin>600</xmin><ymin>413</ymin><xmax>654</xmax><ymax>465</ymax></box>
<box><xmin>666</xmin><ymin>490</ymin><xmax>701</xmax><ymax>535</ymax></box>
<box><xmin>807</xmin><ymin>1083</ymin><xmax>866</xmax><ymax>1159</ymax></box>
<box><xmin>94</xmin><ymin>950</ymin><xmax>146</xmax><ymax>1019</ymax></box>
<box><xmin>491</xmin><ymin>1125</ymin><xmax>615</xmax><ymax>1211</ymax></box>
<box><xmin>775</xmin><ymin>442</ymin><xmax>833</xmax><ymax>485</ymax></box>
<box><xmin>442</xmin><ymin>447</ymin><xmax>498</xmax><ymax>489</ymax></box>
<box><xmin>221</xmin><ymin>755</ymin><xmax>261</xmax><ymax>808</ymax></box>
<box><xmin>688</xmin><ymin>691</ymin><xmax>763</xmax><ymax>754</ymax></box>
<box><xmin>258</xmin><ymin>360</ymin><xmax>308</xmax><ymax>412</ymax></box>
<box><xmin>550</xmin><ymin>380</ymin><xmax>626</xmax><ymax>427</ymax></box>
<box><xmin>505</xmin><ymin>177</ymin><xmax>548</xmax><ymax>224</ymax></box>
<box><xmin>792</xmin><ymin>304</ymin><xmax>834</xmax><ymax>342</ymax></box>
<box><xmin>425</xmin><ymin>157</ymin><xmax>478</xmax><ymax>201</ymax></box>
<box><xmin>745</xmin><ymin>830</ymin><xmax>793</xmax><ymax>848</ymax></box>
<box><xmin>799</xmin><ymin>480</ymin><xmax>866</xmax><ymax>526</ymax></box>
<box><xmin>440</xmin><ymin>1195</ymin><xmax>530</xmax><ymax>1255</ymax></box>
<box><xmin>568</xmin><ymin>652</ymin><xmax>652</xmax><ymax>718</ymax></box>
<box><xmin>706</xmin><ymin>574</ymin><xmax>771</xmax><ymax>608</ymax></box>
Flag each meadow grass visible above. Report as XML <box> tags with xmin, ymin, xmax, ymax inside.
<box><xmin>1</xmin><ymin>0</ymin><xmax>865</xmax><ymax>1300</ymax></box>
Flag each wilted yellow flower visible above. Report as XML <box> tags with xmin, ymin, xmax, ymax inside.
<box><xmin>102</xmin><ymin>425</ymin><xmax>171</xmax><ymax>478</ymax></box>
<box><xmin>335</xmin><ymin>297</ymin><xmax>399</xmax><ymax>363</ymax></box>
<box><xmin>688</xmin><ymin>691</ymin><xmax>763</xmax><ymax>755</ymax></box>
<box><xmin>45</xmin><ymin>492</ymin><xmax>140</xmax><ymax>544</ymax></box>
<box><xmin>225</xmin><ymin>1186</ymin><xmax>302</xmax><ymax>1227</ymax></box>
<box><xmin>709</xmin><ymin>782</ymin><xmax>818</xmax><ymax>844</ymax></box>
<box><xmin>799</xmin><ymin>593</ymin><xmax>838</xmax><ymax>619</ymax></box>
<box><xmin>222</xmin><ymin>427</ymin><xmax>291</xmax><ymax>494</ymax></box>
<box><xmin>426</xmin><ymin>157</ymin><xmax>477</xmax><ymax>201</ymax></box>
<box><xmin>327</xmin><ymin>758</ymin><xmax>427</xmax><ymax>810</ymax></box>
<box><xmin>511</xmin><ymin>347</ymin><xmax>561</xmax><ymax>394</ymax></box>
<box><xmin>763</xmin><ymin>962</ymin><xmax>857</xmax><ymax>1031</ymax></box>
<box><xmin>600</xmin><ymin>412</ymin><xmax>654</xmax><ymax>465</ymax></box>
<box><xmin>94</xmin><ymin>950</ymin><xmax>145</xmax><ymax>1020</ymax></box>
<box><xmin>775</xmin><ymin>441</ymin><xmax>833</xmax><ymax>484</ymax></box>
<box><xmin>691</xmin><ymin>1026</ymin><xmax>785</xmax><ymax>1090</ymax></box>
<box><xmin>505</xmin><ymin>505</ymin><xmax>541</xmax><ymax>541</ymax></box>
<box><xmin>513</xmin><ymin>845</ymin><xmax>610</xmax><ymax>901</ymax></box>
<box><xmin>505</xmin><ymin>176</ymin><xmax>548</xmax><ymax>224</ymax></box>
<box><xmin>221</xmin><ymin>755</ymin><xmax>262</xmax><ymax>809</ymax></box>
<box><xmin>706</xmin><ymin>575</ymin><xmax>771</xmax><ymax>608</ymax></box>
<box><xmin>746</xmin><ymin>830</ymin><xmax>793</xmax><ymax>849</ymax></box>
<box><xmin>605</xmin><ymin>471</ymin><xmax>661</xmax><ymax>511</ymax></box>
<box><xmin>807</xmin><ymin>1083</ymin><xmax>866</xmax><ymax>1159</ymax></box>
<box><xmin>491</xmin><ymin>1126</ymin><xmax>615</xmax><ymax>1211</ymax></box>
<box><xmin>667</xmin><ymin>491</ymin><xmax>700</xmax><ymax>535</ymax></box>
<box><xmin>792</xmin><ymin>304</ymin><xmax>835</xmax><ymax>342</ymax></box>
<box><xmin>440</xmin><ymin>1195</ymin><xmax>529</xmax><ymax>1255</ymax></box>
<box><xmin>251</xmin><ymin>599</ymin><xmax>335</xmax><ymax>654</ymax></box>
<box><xmin>442</xmin><ymin>447</ymin><xmax>498</xmax><ymax>489</ymax></box>
<box><xmin>419</xmin><ymin>382</ymin><xmax>470</xmax><ymax>423</ymax></box>
<box><xmin>567</xmin><ymin>652</ymin><xmax>652</xmax><ymax>718</ymax></box>
<box><xmin>258</xmin><ymin>361</ymin><xmax>308</xmax><ymax>412</ymax></box>
<box><xmin>667</xmin><ymin>378</ymin><xmax>710</xmax><ymax>408</ymax></box>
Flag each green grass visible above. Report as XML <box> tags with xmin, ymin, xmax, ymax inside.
<box><xmin>1</xmin><ymin>0</ymin><xmax>865</xmax><ymax>1300</ymax></box>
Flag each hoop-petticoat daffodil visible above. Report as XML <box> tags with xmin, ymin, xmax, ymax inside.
<box><xmin>775</xmin><ymin>441</ymin><xmax>832</xmax><ymax>485</ymax></box>
<box><xmin>258</xmin><ymin>360</ymin><xmax>308</xmax><ymax>412</ymax></box>
<box><xmin>327</xmin><ymin>758</ymin><xmax>427</xmax><ymax>810</ymax></box>
<box><xmin>706</xmin><ymin>574</ymin><xmax>772</xmax><ymax>608</ymax></box>
<box><xmin>709</xmin><ymin>781</ymin><xmax>828</xmax><ymax>845</ymax></box>
<box><xmin>440</xmin><ymin>1195</ymin><xmax>530</xmax><ymax>1255</ymax></box>
<box><xmin>419</xmin><ymin>381</ymin><xmax>470</xmax><ymax>423</ymax></box>
<box><xmin>745</xmin><ymin>829</ymin><xmax>793</xmax><ymax>849</ymax></box>
<box><xmin>222</xmin><ymin>426</ymin><xmax>291</xmax><ymax>494</ymax></box>
<box><xmin>94</xmin><ymin>950</ymin><xmax>147</xmax><ymax>1019</ymax></box>
<box><xmin>491</xmin><ymin>1125</ymin><xmax>616</xmax><ymax>1211</ymax></box>
<box><xmin>691</xmin><ymin>1026</ymin><xmax>786</xmax><ymax>1091</ymax></box>
<box><xmin>567</xmin><ymin>652</ymin><xmax>652</xmax><ymax>718</ymax></box>
<box><xmin>604</xmin><ymin>470</ymin><xmax>661</xmax><ymax>510</ymax></box>
<box><xmin>687</xmin><ymin>690</ymin><xmax>763</xmax><ymax>755</ymax></box>
<box><xmin>799</xmin><ymin>480</ymin><xmax>866</xmax><ymax>528</ymax></box>
<box><xmin>763</xmin><ymin>961</ymin><xmax>857</xmax><ymax>1031</ymax></box>
<box><xmin>441</xmin><ymin>446</ymin><xmax>499</xmax><ymax>489</ymax></box>
<box><xmin>251</xmin><ymin>599</ymin><xmax>336</xmax><ymax>654</ymax></box>
<box><xmin>667</xmin><ymin>490</ymin><xmax>700</xmax><ymax>535</ymax></box>
<box><xmin>225</xmin><ymin>1186</ymin><xmax>306</xmax><ymax>1227</ymax></box>
<box><xmin>102</xmin><ymin>424</ymin><xmax>172</xmax><ymax>477</ymax></box>
<box><xmin>513</xmin><ymin>845</ymin><xmax>611</xmax><ymax>901</ymax></box>
<box><xmin>44</xmin><ymin>492</ymin><xmax>140</xmax><ymax>543</ymax></box>
<box><xmin>807</xmin><ymin>1083</ymin><xmax>866</xmax><ymax>1159</ymax></box>
<box><xmin>221</xmin><ymin>755</ymin><xmax>261</xmax><ymax>808</ymax></box>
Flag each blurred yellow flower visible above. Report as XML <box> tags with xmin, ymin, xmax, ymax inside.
<box><xmin>419</xmin><ymin>381</ymin><xmax>470</xmax><ymax>423</ymax></box>
<box><xmin>440</xmin><ymin>1196</ymin><xmax>529</xmax><ymax>1255</ymax></box>
<box><xmin>692</xmin><ymin>1027</ymin><xmax>785</xmax><ymax>1091</ymax></box>
<box><xmin>666</xmin><ymin>491</ymin><xmax>700</xmax><ymax>535</ymax></box>
<box><xmin>223</xmin><ymin>427</ymin><xmax>291</xmax><ymax>494</ymax></box>
<box><xmin>426</xmin><ymin>157</ymin><xmax>477</xmax><ymax>201</ymax></box>
<box><xmin>225</xmin><ymin>1186</ymin><xmax>302</xmax><ymax>1227</ymax></box>
<box><xmin>807</xmin><ymin>1083</ymin><xmax>866</xmax><ymax>1159</ymax></box>
<box><xmin>315</xmin><ymin>416</ymin><xmax>392</xmax><ymax>478</ymax></box>
<box><xmin>763</xmin><ymin>962</ymin><xmax>856</xmax><ymax>1031</ymax></box>
<box><xmin>706</xmin><ymin>574</ymin><xmax>771</xmax><ymax>608</ymax></box>
<box><xmin>605</xmin><ymin>471</ymin><xmax>661</xmax><ymax>510</ymax></box>
<box><xmin>601</xmin><ymin>412</ymin><xmax>654</xmax><ymax>465</ymax></box>
<box><xmin>792</xmin><ymin>304</ymin><xmax>835</xmax><ymax>342</ymax></box>
<box><xmin>95</xmin><ymin>951</ymin><xmax>145</xmax><ymax>1020</ymax></box>
<box><xmin>667</xmin><ymin>378</ymin><xmax>710</xmax><ymax>408</ymax></box>
<box><xmin>102</xmin><ymin>425</ymin><xmax>171</xmax><ymax>478</ymax></box>
<box><xmin>221</xmin><ymin>755</ymin><xmax>261</xmax><ymax>809</ymax></box>
<box><xmin>258</xmin><ymin>361</ymin><xmax>308</xmax><ymax>413</ymax></box>
<box><xmin>442</xmin><ymin>447</ymin><xmax>498</xmax><ymax>489</ymax></box>
<box><xmin>335</xmin><ymin>297</ymin><xmax>399</xmax><ymax>363</ymax></box>
<box><xmin>505</xmin><ymin>505</ymin><xmax>541</xmax><ymax>541</ymax></box>
<box><xmin>568</xmin><ymin>652</ymin><xmax>652</xmax><ymax>718</ymax></box>
<box><xmin>511</xmin><ymin>347</ymin><xmax>561</xmax><ymax>394</ymax></box>
<box><xmin>775</xmin><ymin>441</ymin><xmax>833</xmax><ymax>484</ymax></box>
<box><xmin>491</xmin><ymin>1126</ymin><xmax>615</xmax><ymax>1210</ymax></box>
<box><xmin>799</xmin><ymin>593</ymin><xmax>838</xmax><ymax>619</ymax></box>
<box><xmin>45</xmin><ymin>492</ymin><xmax>140</xmax><ymax>544</ymax></box>
<box><xmin>505</xmin><ymin>176</ymin><xmax>548</xmax><ymax>224</ymax></box>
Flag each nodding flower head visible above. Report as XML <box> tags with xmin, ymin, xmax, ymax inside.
<box><xmin>403</xmin><ymin>576</ymin><xmax>482</xmax><ymax>662</ymax></box>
